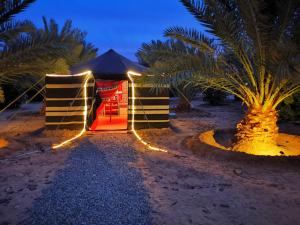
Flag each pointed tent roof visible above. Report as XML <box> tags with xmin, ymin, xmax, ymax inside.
<box><xmin>71</xmin><ymin>49</ymin><xmax>146</xmax><ymax>80</ymax></box>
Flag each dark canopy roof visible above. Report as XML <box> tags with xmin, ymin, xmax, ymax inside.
<box><xmin>71</xmin><ymin>49</ymin><xmax>146</xmax><ymax>80</ymax></box>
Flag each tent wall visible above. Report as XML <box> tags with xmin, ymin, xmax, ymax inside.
<box><xmin>128</xmin><ymin>83</ymin><xmax>169</xmax><ymax>129</ymax></box>
<box><xmin>45</xmin><ymin>75</ymin><xmax>94</xmax><ymax>130</ymax></box>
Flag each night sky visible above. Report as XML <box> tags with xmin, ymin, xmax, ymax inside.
<box><xmin>17</xmin><ymin>0</ymin><xmax>203</xmax><ymax>60</ymax></box>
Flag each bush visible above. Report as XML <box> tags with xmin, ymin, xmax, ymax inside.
<box><xmin>203</xmin><ymin>89</ymin><xmax>227</xmax><ymax>106</ymax></box>
<box><xmin>279</xmin><ymin>93</ymin><xmax>300</xmax><ymax>121</ymax></box>
<box><xmin>0</xmin><ymin>84</ymin><xmax>25</xmax><ymax>110</ymax></box>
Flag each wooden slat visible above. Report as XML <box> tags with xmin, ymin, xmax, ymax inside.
<box><xmin>128</xmin><ymin>99</ymin><xmax>169</xmax><ymax>106</ymax></box>
<box><xmin>129</xmin><ymin>83</ymin><xmax>169</xmax><ymax>88</ymax></box>
<box><xmin>46</xmin><ymin>106</ymin><xmax>89</xmax><ymax>111</ymax></box>
<box><xmin>128</xmin><ymin>105</ymin><xmax>169</xmax><ymax>109</ymax></box>
<box><xmin>128</xmin><ymin>120</ymin><xmax>169</xmax><ymax>122</ymax></box>
<box><xmin>46</xmin><ymin>87</ymin><xmax>93</xmax><ymax>98</ymax></box>
<box><xmin>46</xmin><ymin>83</ymin><xmax>94</xmax><ymax>89</ymax></box>
<box><xmin>46</xmin><ymin>111</ymin><xmax>85</xmax><ymax>116</ymax></box>
<box><xmin>46</xmin><ymin>76</ymin><xmax>93</xmax><ymax>84</ymax></box>
<box><xmin>46</xmin><ymin>88</ymin><xmax>83</xmax><ymax>98</ymax></box>
<box><xmin>46</xmin><ymin>115</ymin><xmax>84</xmax><ymax>123</ymax></box>
<box><xmin>46</xmin><ymin>124</ymin><xmax>84</xmax><ymax>130</ymax></box>
<box><xmin>129</xmin><ymin>87</ymin><xmax>169</xmax><ymax>97</ymax></box>
<box><xmin>128</xmin><ymin>97</ymin><xmax>169</xmax><ymax>99</ymax></box>
<box><xmin>47</xmin><ymin>97</ymin><xmax>92</xmax><ymax>101</ymax></box>
<box><xmin>128</xmin><ymin>110</ymin><xmax>169</xmax><ymax>114</ymax></box>
<box><xmin>45</xmin><ymin>121</ymin><xmax>85</xmax><ymax>125</ymax></box>
<box><xmin>46</xmin><ymin>100</ymin><xmax>93</xmax><ymax>107</ymax></box>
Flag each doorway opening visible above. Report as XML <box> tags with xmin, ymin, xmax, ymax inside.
<box><xmin>90</xmin><ymin>80</ymin><xmax>128</xmax><ymax>131</ymax></box>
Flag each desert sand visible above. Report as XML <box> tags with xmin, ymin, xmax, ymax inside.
<box><xmin>1</xmin><ymin>99</ymin><xmax>300</xmax><ymax>225</ymax></box>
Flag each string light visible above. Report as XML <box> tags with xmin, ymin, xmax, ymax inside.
<box><xmin>46</xmin><ymin>71</ymin><xmax>92</xmax><ymax>77</ymax></box>
<box><xmin>127</xmin><ymin>71</ymin><xmax>168</xmax><ymax>153</ymax></box>
<box><xmin>51</xmin><ymin>71</ymin><xmax>92</xmax><ymax>149</ymax></box>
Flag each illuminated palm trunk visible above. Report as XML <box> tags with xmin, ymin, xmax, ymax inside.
<box><xmin>233</xmin><ymin>106</ymin><xmax>281</xmax><ymax>155</ymax></box>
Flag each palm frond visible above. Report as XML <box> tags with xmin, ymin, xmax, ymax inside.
<box><xmin>164</xmin><ymin>27</ymin><xmax>215</xmax><ymax>53</ymax></box>
<box><xmin>0</xmin><ymin>0</ymin><xmax>36</xmax><ymax>24</ymax></box>
<box><xmin>136</xmin><ymin>39</ymin><xmax>200</xmax><ymax>66</ymax></box>
<box><xmin>0</xmin><ymin>19</ymin><xmax>34</xmax><ymax>43</ymax></box>
<box><xmin>0</xmin><ymin>16</ymin><xmax>98</xmax><ymax>84</ymax></box>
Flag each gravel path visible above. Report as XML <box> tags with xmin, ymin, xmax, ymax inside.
<box><xmin>21</xmin><ymin>134</ymin><xmax>151</xmax><ymax>225</ymax></box>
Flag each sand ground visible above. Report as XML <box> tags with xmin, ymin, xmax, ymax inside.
<box><xmin>0</xmin><ymin>100</ymin><xmax>300</xmax><ymax>225</ymax></box>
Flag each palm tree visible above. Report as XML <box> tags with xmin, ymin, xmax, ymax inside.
<box><xmin>136</xmin><ymin>39</ymin><xmax>211</xmax><ymax>111</ymax></box>
<box><xmin>0</xmin><ymin>0</ymin><xmax>36</xmax><ymax>100</ymax></box>
<box><xmin>161</xmin><ymin>0</ymin><xmax>300</xmax><ymax>154</ymax></box>
<box><xmin>0</xmin><ymin>0</ymin><xmax>97</xmax><ymax>104</ymax></box>
<box><xmin>0</xmin><ymin>0</ymin><xmax>97</xmax><ymax>102</ymax></box>
<box><xmin>0</xmin><ymin>17</ymin><xmax>97</xmax><ymax>80</ymax></box>
<box><xmin>37</xmin><ymin>17</ymin><xmax>97</xmax><ymax>68</ymax></box>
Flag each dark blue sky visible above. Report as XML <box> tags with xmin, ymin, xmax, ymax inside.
<box><xmin>17</xmin><ymin>0</ymin><xmax>203</xmax><ymax>60</ymax></box>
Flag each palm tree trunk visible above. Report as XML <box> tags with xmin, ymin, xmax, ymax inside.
<box><xmin>233</xmin><ymin>106</ymin><xmax>282</xmax><ymax>155</ymax></box>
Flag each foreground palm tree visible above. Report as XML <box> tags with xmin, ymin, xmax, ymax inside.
<box><xmin>164</xmin><ymin>0</ymin><xmax>300</xmax><ymax>155</ymax></box>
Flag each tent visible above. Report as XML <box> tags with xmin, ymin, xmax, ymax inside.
<box><xmin>45</xmin><ymin>49</ymin><xmax>169</xmax><ymax>131</ymax></box>
<box><xmin>71</xmin><ymin>49</ymin><xmax>146</xmax><ymax>80</ymax></box>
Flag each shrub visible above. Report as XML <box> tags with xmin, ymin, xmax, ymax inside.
<box><xmin>279</xmin><ymin>93</ymin><xmax>300</xmax><ymax>121</ymax></box>
<box><xmin>203</xmin><ymin>89</ymin><xmax>226</xmax><ymax>106</ymax></box>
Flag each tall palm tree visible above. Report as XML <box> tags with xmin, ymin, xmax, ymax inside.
<box><xmin>162</xmin><ymin>0</ymin><xmax>300</xmax><ymax>155</ymax></box>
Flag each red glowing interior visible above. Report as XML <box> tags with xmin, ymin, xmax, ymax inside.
<box><xmin>90</xmin><ymin>80</ymin><xmax>128</xmax><ymax>131</ymax></box>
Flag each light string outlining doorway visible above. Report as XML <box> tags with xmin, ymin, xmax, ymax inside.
<box><xmin>127</xmin><ymin>71</ymin><xmax>168</xmax><ymax>153</ymax></box>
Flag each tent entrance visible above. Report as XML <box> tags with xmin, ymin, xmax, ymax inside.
<box><xmin>90</xmin><ymin>80</ymin><xmax>128</xmax><ymax>131</ymax></box>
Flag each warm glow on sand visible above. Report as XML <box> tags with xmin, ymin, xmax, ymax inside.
<box><xmin>0</xmin><ymin>138</ymin><xmax>8</xmax><ymax>148</ymax></box>
<box><xmin>199</xmin><ymin>130</ymin><xmax>300</xmax><ymax>156</ymax></box>
<box><xmin>199</xmin><ymin>130</ymin><xmax>228</xmax><ymax>151</ymax></box>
